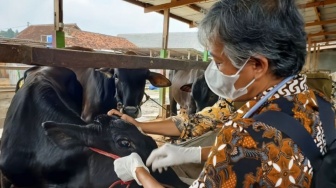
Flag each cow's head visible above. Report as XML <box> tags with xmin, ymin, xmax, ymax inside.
<box><xmin>42</xmin><ymin>115</ymin><xmax>188</xmax><ymax>188</ymax></box>
<box><xmin>114</xmin><ymin>68</ymin><xmax>171</xmax><ymax>118</ymax></box>
<box><xmin>181</xmin><ymin>74</ymin><xmax>219</xmax><ymax>112</ymax></box>
<box><xmin>42</xmin><ymin>114</ymin><xmax>157</xmax><ymax>160</ymax></box>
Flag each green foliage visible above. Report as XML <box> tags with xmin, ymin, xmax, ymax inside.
<box><xmin>0</xmin><ymin>29</ymin><xmax>19</xmax><ymax>38</ymax></box>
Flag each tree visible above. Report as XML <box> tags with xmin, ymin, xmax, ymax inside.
<box><xmin>0</xmin><ymin>28</ymin><xmax>18</xmax><ymax>38</ymax></box>
<box><xmin>6</xmin><ymin>29</ymin><xmax>15</xmax><ymax>38</ymax></box>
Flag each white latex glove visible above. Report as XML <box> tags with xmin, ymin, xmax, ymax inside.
<box><xmin>146</xmin><ymin>143</ymin><xmax>201</xmax><ymax>173</ymax></box>
<box><xmin>114</xmin><ymin>152</ymin><xmax>149</xmax><ymax>186</ymax></box>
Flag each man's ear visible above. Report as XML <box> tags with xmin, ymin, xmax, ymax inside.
<box><xmin>42</xmin><ymin>121</ymin><xmax>87</xmax><ymax>149</ymax></box>
<box><xmin>252</xmin><ymin>56</ymin><xmax>269</xmax><ymax>79</ymax></box>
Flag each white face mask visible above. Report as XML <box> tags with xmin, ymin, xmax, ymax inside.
<box><xmin>204</xmin><ymin>58</ymin><xmax>255</xmax><ymax>100</ymax></box>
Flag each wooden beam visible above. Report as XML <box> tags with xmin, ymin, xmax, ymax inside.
<box><xmin>123</xmin><ymin>0</ymin><xmax>194</xmax><ymax>26</ymax></box>
<box><xmin>187</xmin><ymin>4</ymin><xmax>205</xmax><ymax>13</ymax></box>
<box><xmin>157</xmin><ymin>10</ymin><xmax>194</xmax><ymax>27</ymax></box>
<box><xmin>0</xmin><ymin>65</ymin><xmax>32</xmax><ymax>70</ymax></box>
<box><xmin>144</xmin><ymin>0</ymin><xmax>206</xmax><ymax>13</ymax></box>
<box><xmin>308</xmin><ymin>31</ymin><xmax>336</xmax><ymax>37</ymax></box>
<box><xmin>305</xmin><ymin>19</ymin><xmax>336</xmax><ymax>27</ymax></box>
<box><xmin>297</xmin><ymin>0</ymin><xmax>336</xmax><ymax>9</ymax></box>
<box><xmin>0</xmin><ymin>43</ymin><xmax>209</xmax><ymax>70</ymax></box>
<box><xmin>313</xmin><ymin>5</ymin><xmax>326</xmax><ymax>40</ymax></box>
<box><xmin>122</xmin><ymin>0</ymin><xmax>151</xmax><ymax>8</ymax></box>
<box><xmin>311</xmin><ymin>39</ymin><xmax>336</xmax><ymax>43</ymax></box>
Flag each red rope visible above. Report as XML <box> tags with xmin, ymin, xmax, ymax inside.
<box><xmin>89</xmin><ymin>147</ymin><xmax>120</xmax><ymax>159</ymax></box>
<box><xmin>109</xmin><ymin>179</ymin><xmax>132</xmax><ymax>188</ymax></box>
<box><xmin>89</xmin><ymin>147</ymin><xmax>133</xmax><ymax>188</ymax></box>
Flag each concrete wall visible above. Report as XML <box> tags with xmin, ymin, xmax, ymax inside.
<box><xmin>306</xmin><ymin>50</ymin><xmax>336</xmax><ymax>72</ymax></box>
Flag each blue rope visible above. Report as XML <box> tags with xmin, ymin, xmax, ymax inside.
<box><xmin>243</xmin><ymin>75</ymin><xmax>295</xmax><ymax>118</ymax></box>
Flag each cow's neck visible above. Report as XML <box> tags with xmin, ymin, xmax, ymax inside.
<box><xmin>89</xmin><ymin>148</ymin><xmax>134</xmax><ymax>188</ymax></box>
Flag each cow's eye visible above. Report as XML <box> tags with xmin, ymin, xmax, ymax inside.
<box><xmin>117</xmin><ymin>139</ymin><xmax>131</xmax><ymax>148</ymax></box>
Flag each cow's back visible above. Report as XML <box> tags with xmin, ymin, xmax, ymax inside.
<box><xmin>0</xmin><ymin>66</ymin><xmax>85</xmax><ymax>187</ymax></box>
<box><xmin>71</xmin><ymin>68</ymin><xmax>117</xmax><ymax>122</ymax></box>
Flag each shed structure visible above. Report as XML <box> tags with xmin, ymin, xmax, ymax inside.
<box><xmin>123</xmin><ymin>0</ymin><xmax>336</xmax><ymax>50</ymax></box>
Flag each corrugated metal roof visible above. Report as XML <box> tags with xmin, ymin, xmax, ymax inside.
<box><xmin>124</xmin><ymin>0</ymin><xmax>336</xmax><ymax>50</ymax></box>
<box><xmin>117</xmin><ymin>32</ymin><xmax>205</xmax><ymax>60</ymax></box>
<box><xmin>118</xmin><ymin>32</ymin><xmax>203</xmax><ymax>51</ymax></box>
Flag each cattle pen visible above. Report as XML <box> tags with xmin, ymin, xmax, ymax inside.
<box><xmin>0</xmin><ymin>42</ymin><xmax>210</xmax><ymax>144</ymax></box>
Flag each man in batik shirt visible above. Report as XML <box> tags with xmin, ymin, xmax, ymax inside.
<box><xmin>111</xmin><ymin>0</ymin><xmax>334</xmax><ymax>187</ymax></box>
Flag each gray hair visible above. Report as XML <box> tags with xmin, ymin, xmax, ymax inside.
<box><xmin>198</xmin><ymin>0</ymin><xmax>307</xmax><ymax>77</ymax></box>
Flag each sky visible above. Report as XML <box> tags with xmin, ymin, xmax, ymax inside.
<box><xmin>0</xmin><ymin>0</ymin><xmax>198</xmax><ymax>36</ymax></box>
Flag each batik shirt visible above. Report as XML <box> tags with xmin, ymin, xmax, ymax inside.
<box><xmin>171</xmin><ymin>98</ymin><xmax>235</xmax><ymax>140</ymax></box>
<box><xmin>187</xmin><ymin>74</ymin><xmax>330</xmax><ymax>188</ymax></box>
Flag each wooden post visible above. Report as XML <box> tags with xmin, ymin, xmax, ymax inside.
<box><xmin>54</xmin><ymin>0</ymin><xmax>65</xmax><ymax>48</ymax></box>
<box><xmin>167</xmin><ymin>50</ymin><xmax>171</xmax><ymax>58</ymax></box>
<box><xmin>312</xmin><ymin>42</ymin><xmax>317</xmax><ymax>71</ymax></box>
<box><xmin>306</xmin><ymin>37</ymin><xmax>312</xmax><ymax>71</ymax></box>
<box><xmin>315</xmin><ymin>44</ymin><xmax>321</xmax><ymax>70</ymax></box>
<box><xmin>159</xmin><ymin>8</ymin><xmax>170</xmax><ymax>118</ymax></box>
<box><xmin>162</xmin><ymin>104</ymin><xmax>171</xmax><ymax>119</ymax></box>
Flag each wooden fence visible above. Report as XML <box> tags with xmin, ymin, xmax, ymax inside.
<box><xmin>0</xmin><ymin>43</ymin><xmax>209</xmax><ymax>70</ymax></box>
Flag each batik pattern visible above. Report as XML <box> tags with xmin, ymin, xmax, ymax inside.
<box><xmin>172</xmin><ymin>98</ymin><xmax>235</xmax><ymax>139</ymax></box>
<box><xmin>190</xmin><ymin>74</ymin><xmax>330</xmax><ymax>188</ymax></box>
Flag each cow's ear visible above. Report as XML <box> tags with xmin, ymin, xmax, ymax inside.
<box><xmin>42</xmin><ymin>121</ymin><xmax>86</xmax><ymax>149</ymax></box>
<box><xmin>180</xmin><ymin>83</ymin><xmax>192</xmax><ymax>92</ymax></box>
<box><xmin>147</xmin><ymin>72</ymin><xmax>171</xmax><ymax>87</ymax></box>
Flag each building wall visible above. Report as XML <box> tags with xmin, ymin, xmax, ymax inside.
<box><xmin>304</xmin><ymin>50</ymin><xmax>336</xmax><ymax>72</ymax></box>
<box><xmin>317</xmin><ymin>50</ymin><xmax>336</xmax><ymax>72</ymax></box>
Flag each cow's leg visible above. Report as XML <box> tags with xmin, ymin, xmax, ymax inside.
<box><xmin>169</xmin><ymin>70</ymin><xmax>178</xmax><ymax>116</ymax></box>
<box><xmin>170</xmin><ymin>98</ymin><xmax>178</xmax><ymax>116</ymax></box>
<box><xmin>169</xmin><ymin>85</ymin><xmax>178</xmax><ymax>116</ymax></box>
<box><xmin>188</xmin><ymin>99</ymin><xmax>197</xmax><ymax>115</ymax></box>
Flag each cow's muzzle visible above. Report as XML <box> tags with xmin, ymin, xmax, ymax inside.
<box><xmin>121</xmin><ymin>106</ymin><xmax>142</xmax><ymax>118</ymax></box>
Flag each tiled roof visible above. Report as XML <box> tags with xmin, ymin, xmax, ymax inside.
<box><xmin>16</xmin><ymin>24</ymin><xmax>137</xmax><ymax>50</ymax></box>
<box><xmin>16</xmin><ymin>24</ymin><xmax>80</xmax><ymax>41</ymax></box>
<box><xmin>64</xmin><ymin>27</ymin><xmax>137</xmax><ymax>49</ymax></box>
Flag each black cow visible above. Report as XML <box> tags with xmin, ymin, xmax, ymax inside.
<box><xmin>68</xmin><ymin>67</ymin><xmax>117</xmax><ymax>122</ymax></box>
<box><xmin>182</xmin><ymin>74</ymin><xmax>219</xmax><ymax>112</ymax></box>
<box><xmin>0</xmin><ymin>66</ymin><xmax>187</xmax><ymax>188</ymax></box>
<box><xmin>65</xmin><ymin>47</ymin><xmax>171</xmax><ymax>122</ymax></box>
<box><xmin>70</xmin><ymin>67</ymin><xmax>171</xmax><ymax>122</ymax></box>
<box><xmin>169</xmin><ymin>70</ymin><xmax>218</xmax><ymax>115</ymax></box>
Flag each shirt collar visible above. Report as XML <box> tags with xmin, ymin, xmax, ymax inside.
<box><xmin>255</xmin><ymin>74</ymin><xmax>308</xmax><ymax>101</ymax></box>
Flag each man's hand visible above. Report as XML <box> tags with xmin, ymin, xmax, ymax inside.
<box><xmin>114</xmin><ymin>153</ymin><xmax>149</xmax><ymax>186</ymax></box>
<box><xmin>107</xmin><ymin>109</ymin><xmax>139</xmax><ymax>126</ymax></box>
<box><xmin>146</xmin><ymin>143</ymin><xmax>201</xmax><ymax>173</ymax></box>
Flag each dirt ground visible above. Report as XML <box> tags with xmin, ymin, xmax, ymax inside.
<box><xmin>0</xmin><ymin>78</ymin><xmax>15</xmax><ymax>136</ymax></box>
<box><xmin>135</xmin><ymin>88</ymin><xmax>170</xmax><ymax>146</ymax></box>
